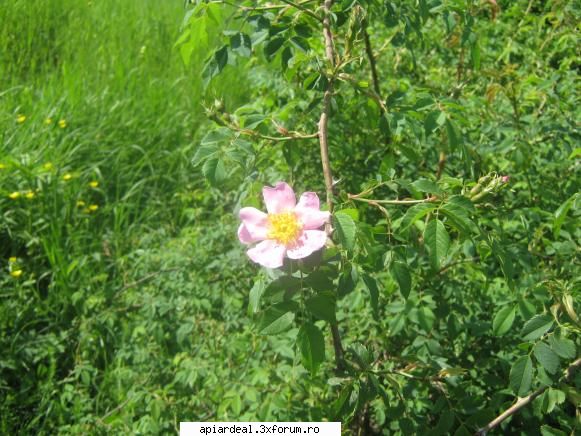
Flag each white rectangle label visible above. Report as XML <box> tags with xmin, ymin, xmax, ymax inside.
<box><xmin>180</xmin><ymin>422</ymin><xmax>341</xmax><ymax>436</ymax></box>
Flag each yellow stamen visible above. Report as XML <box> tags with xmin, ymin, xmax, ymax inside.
<box><xmin>267</xmin><ymin>211</ymin><xmax>302</xmax><ymax>246</ymax></box>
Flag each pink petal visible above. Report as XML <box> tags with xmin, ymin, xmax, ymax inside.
<box><xmin>286</xmin><ymin>230</ymin><xmax>327</xmax><ymax>260</ymax></box>
<box><xmin>262</xmin><ymin>182</ymin><xmax>296</xmax><ymax>214</ymax></box>
<box><xmin>247</xmin><ymin>240</ymin><xmax>286</xmax><ymax>268</ymax></box>
<box><xmin>295</xmin><ymin>192</ymin><xmax>330</xmax><ymax>230</ymax></box>
<box><xmin>238</xmin><ymin>224</ymin><xmax>257</xmax><ymax>245</ymax></box>
<box><xmin>239</xmin><ymin>207</ymin><xmax>268</xmax><ymax>241</ymax></box>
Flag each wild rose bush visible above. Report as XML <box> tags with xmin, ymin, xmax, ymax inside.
<box><xmin>182</xmin><ymin>0</ymin><xmax>579</xmax><ymax>433</ymax></box>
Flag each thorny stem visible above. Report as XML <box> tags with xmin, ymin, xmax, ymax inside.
<box><xmin>318</xmin><ymin>0</ymin><xmax>345</xmax><ymax>372</ymax></box>
<box><xmin>475</xmin><ymin>358</ymin><xmax>581</xmax><ymax>435</ymax></box>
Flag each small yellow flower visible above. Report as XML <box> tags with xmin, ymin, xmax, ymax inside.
<box><xmin>76</xmin><ymin>200</ymin><xmax>86</xmax><ymax>207</ymax></box>
<box><xmin>9</xmin><ymin>192</ymin><xmax>20</xmax><ymax>200</ymax></box>
<box><xmin>44</xmin><ymin>117</ymin><xmax>53</xmax><ymax>125</ymax></box>
<box><xmin>9</xmin><ymin>257</ymin><xmax>17</xmax><ymax>263</ymax></box>
<box><xmin>43</xmin><ymin>162</ymin><xmax>54</xmax><ymax>170</ymax></box>
<box><xmin>58</xmin><ymin>119</ymin><xmax>67</xmax><ymax>128</ymax></box>
<box><xmin>63</xmin><ymin>173</ymin><xmax>72</xmax><ymax>181</ymax></box>
<box><xmin>88</xmin><ymin>204</ymin><xmax>99</xmax><ymax>212</ymax></box>
<box><xmin>25</xmin><ymin>191</ymin><xmax>36</xmax><ymax>199</ymax></box>
<box><xmin>89</xmin><ymin>181</ymin><xmax>99</xmax><ymax>188</ymax></box>
<box><xmin>10</xmin><ymin>269</ymin><xmax>23</xmax><ymax>278</ymax></box>
<box><xmin>17</xmin><ymin>114</ymin><xmax>26</xmax><ymax>123</ymax></box>
<box><xmin>0</xmin><ymin>163</ymin><xmax>6</xmax><ymax>170</ymax></box>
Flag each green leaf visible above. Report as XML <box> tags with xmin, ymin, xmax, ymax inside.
<box><xmin>230</xmin><ymin>32</ymin><xmax>252</xmax><ymax>57</ymax></box>
<box><xmin>202</xmin><ymin>158</ymin><xmax>226</xmax><ymax>185</ymax></box>
<box><xmin>445</xmin><ymin>119</ymin><xmax>461</xmax><ymax>152</ymax></box>
<box><xmin>297</xmin><ymin>323</ymin><xmax>325</xmax><ymax>375</ymax></box>
<box><xmin>533</xmin><ymin>341</ymin><xmax>560</xmax><ymax>374</ymax></box>
<box><xmin>424</xmin><ymin>219</ymin><xmax>450</xmax><ymax>269</ymax></box>
<box><xmin>399</xmin><ymin>203</ymin><xmax>437</xmax><ymax>232</ymax></box>
<box><xmin>418</xmin><ymin>306</ymin><xmax>435</xmax><ymax>332</ymax></box>
<box><xmin>521</xmin><ymin>314</ymin><xmax>554</xmax><ymax>341</ymax></box>
<box><xmin>333</xmin><ymin>211</ymin><xmax>357</xmax><ymax>251</ymax></box>
<box><xmin>390</xmin><ymin>261</ymin><xmax>411</xmax><ymax>299</ymax></box>
<box><xmin>548</xmin><ymin>335</ymin><xmax>576</xmax><ymax>359</ymax></box>
<box><xmin>553</xmin><ymin>193</ymin><xmax>578</xmax><ymax>238</ymax></box>
<box><xmin>541</xmin><ymin>388</ymin><xmax>566</xmax><ymax>414</ymax></box>
<box><xmin>492</xmin><ymin>305</ymin><xmax>516</xmax><ymax>336</ymax></box>
<box><xmin>202</xmin><ymin>45</ymin><xmax>229</xmax><ymax>88</ymax></box>
<box><xmin>411</xmin><ymin>178</ymin><xmax>443</xmax><ymax>195</ymax></box>
<box><xmin>264</xmin><ymin>37</ymin><xmax>285</xmax><ymax>59</ymax></box>
<box><xmin>258</xmin><ymin>302</ymin><xmax>297</xmax><ymax>335</ymax></box>
<box><xmin>509</xmin><ymin>355</ymin><xmax>533</xmax><ymax>397</ymax></box>
<box><xmin>305</xmin><ymin>292</ymin><xmax>336</xmax><ymax>323</ymax></box>
<box><xmin>248</xmin><ymin>278</ymin><xmax>265</xmax><ymax>315</ymax></box>
<box><xmin>362</xmin><ymin>274</ymin><xmax>379</xmax><ymax>318</ymax></box>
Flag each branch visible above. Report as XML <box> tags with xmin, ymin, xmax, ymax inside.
<box><xmin>280</xmin><ymin>0</ymin><xmax>322</xmax><ymax>22</ymax></box>
<box><xmin>362</xmin><ymin>25</ymin><xmax>384</xmax><ymax>114</ymax></box>
<box><xmin>318</xmin><ymin>0</ymin><xmax>345</xmax><ymax>372</ymax></box>
<box><xmin>476</xmin><ymin>358</ymin><xmax>581</xmax><ymax>435</ymax></box>
<box><xmin>348</xmin><ymin>194</ymin><xmax>439</xmax><ymax>205</ymax></box>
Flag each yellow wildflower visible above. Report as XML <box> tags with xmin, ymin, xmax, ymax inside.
<box><xmin>44</xmin><ymin>117</ymin><xmax>53</xmax><ymax>125</ymax></box>
<box><xmin>77</xmin><ymin>200</ymin><xmax>86</xmax><ymax>207</ymax></box>
<box><xmin>17</xmin><ymin>114</ymin><xmax>26</xmax><ymax>123</ymax></box>
<box><xmin>9</xmin><ymin>257</ymin><xmax>17</xmax><ymax>263</ymax></box>
<box><xmin>43</xmin><ymin>162</ymin><xmax>54</xmax><ymax>170</ymax></box>
<box><xmin>10</xmin><ymin>270</ymin><xmax>23</xmax><ymax>278</ymax></box>
<box><xmin>9</xmin><ymin>192</ymin><xmax>20</xmax><ymax>200</ymax></box>
<box><xmin>89</xmin><ymin>181</ymin><xmax>99</xmax><ymax>188</ymax></box>
<box><xmin>58</xmin><ymin>119</ymin><xmax>67</xmax><ymax>128</ymax></box>
<box><xmin>0</xmin><ymin>163</ymin><xmax>6</xmax><ymax>170</ymax></box>
<box><xmin>25</xmin><ymin>191</ymin><xmax>36</xmax><ymax>199</ymax></box>
<box><xmin>88</xmin><ymin>204</ymin><xmax>99</xmax><ymax>212</ymax></box>
<box><xmin>63</xmin><ymin>173</ymin><xmax>72</xmax><ymax>181</ymax></box>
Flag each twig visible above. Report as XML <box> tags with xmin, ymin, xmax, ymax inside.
<box><xmin>436</xmin><ymin>151</ymin><xmax>446</xmax><ymax>179</ymax></box>
<box><xmin>280</xmin><ymin>0</ymin><xmax>322</xmax><ymax>22</ymax></box>
<box><xmin>318</xmin><ymin>0</ymin><xmax>345</xmax><ymax>372</ymax></box>
<box><xmin>348</xmin><ymin>194</ymin><xmax>438</xmax><ymax>205</ymax></box>
<box><xmin>362</xmin><ymin>25</ymin><xmax>384</xmax><ymax>114</ymax></box>
<box><xmin>338</xmin><ymin>73</ymin><xmax>387</xmax><ymax>113</ymax></box>
<box><xmin>476</xmin><ymin>358</ymin><xmax>581</xmax><ymax>435</ymax></box>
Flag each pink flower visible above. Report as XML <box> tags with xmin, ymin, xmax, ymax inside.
<box><xmin>501</xmin><ymin>175</ymin><xmax>510</xmax><ymax>183</ymax></box>
<box><xmin>238</xmin><ymin>182</ymin><xmax>330</xmax><ymax>268</ymax></box>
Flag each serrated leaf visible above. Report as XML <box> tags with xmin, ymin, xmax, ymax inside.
<box><xmin>333</xmin><ymin>212</ymin><xmax>357</xmax><ymax>251</ymax></box>
<box><xmin>258</xmin><ymin>302</ymin><xmax>297</xmax><ymax>335</ymax></box>
<box><xmin>391</xmin><ymin>261</ymin><xmax>411</xmax><ymax>299</ymax></box>
<box><xmin>440</xmin><ymin>202</ymin><xmax>477</xmax><ymax>234</ymax></box>
<box><xmin>399</xmin><ymin>203</ymin><xmax>437</xmax><ymax>232</ymax></box>
<box><xmin>492</xmin><ymin>305</ymin><xmax>516</xmax><ymax>336</ymax></box>
<box><xmin>202</xmin><ymin>158</ymin><xmax>226</xmax><ymax>185</ymax></box>
<box><xmin>548</xmin><ymin>335</ymin><xmax>576</xmax><ymax>359</ymax></box>
<box><xmin>305</xmin><ymin>292</ymin><xmax>336</xmax><ymax>323</ymax></box>
<box><xmin>509</xmin><ymin>355</ymin><xmax>533</xmax><ymax>397</ymax></box>
<box><xmin>424</xmin><ymin>219</ymin><xmax>450</xmax><ymax>269</ymax></box>
<box><xmin>297</xmin><ymin>323</ymin><xmax>325</xmax><ymax>375</ymax></box>
<box><xmin>533</xmin><ymin>342</ymin><xmax>560</xmax><ymax>374</ymax></box>
<box><xmin>521</xmin><ymin>314</ymin><xmax>553</xmax><ymax>341</ymax></box>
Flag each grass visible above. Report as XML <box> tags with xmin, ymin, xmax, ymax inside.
<box><xmin>0</xmin><ymin>0</ymin><xmax>258</xmax><ymax>432</ymax></box>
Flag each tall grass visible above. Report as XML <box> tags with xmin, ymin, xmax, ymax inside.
<box><xmin>0</xmin><ymin>0</ymin><xmax>250</xmax><ymax>431</ymax></box>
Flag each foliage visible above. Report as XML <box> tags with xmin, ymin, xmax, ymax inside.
<box><xmin>0</xmin><ymin>0</ymin><xmax>579</xmax><ymax>434</ymax></box>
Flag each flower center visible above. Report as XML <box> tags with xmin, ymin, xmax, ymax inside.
<box><xmin>267</xmin><ymin>211</ymin><xmax>302</xmax><ymax>246</ymax></box>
